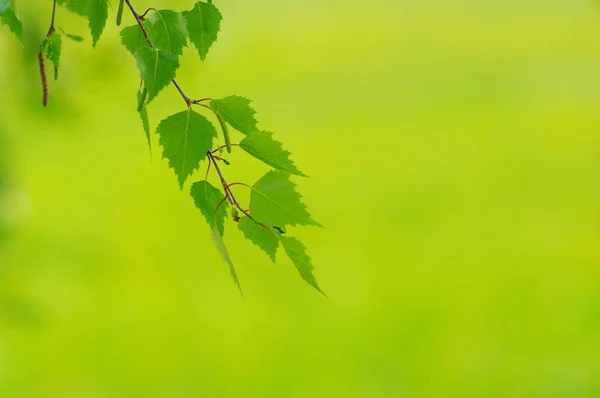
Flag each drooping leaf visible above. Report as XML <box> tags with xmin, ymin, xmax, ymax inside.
<box><xmin>190</xmin><ymin>180</ymin><xmax>229</xmax><ymax>236</ymax></box>
<box><xmin>137</xmin><ymin>88</ymin><xmax>151</xmax><ymax>157</ymax></box>
<box><xmin>238</xmin><ymin>218</ymin><xmax>278</xmax><ymax>262</ymax></box>
<box><xmin>0</xmin><ymin>8</ymin><xmax>22</xmax><ymax>42</ymax></box>
<box><xmin>120</xmin><ymin>24</ymin><xmax>148</xmax><ymax>55</ymax></box>
<box><xmin>134</xmin><ymin>46</ymin><xmax>179</xmax><ymax>102</ymax></box>
<box><xmin>280</xmin><ymin>236</ymin><xmax>325</xmax><ymax>295</ymax></box>
<box><xmin>240</xmin><ymin>131</ymin><xmax>307</xmax><ymax>177</ymax></box>
<box><xmin>182</xmin><ymin>1</ymin><xmax>222</xmax><ymax>61</ymax></box>
<box><xmin>156</xmin><ymin>109</ymin><xmax>217</xmax><ymax>188</ymax></box>
<box><xmin>57</xmin><ymin>0</ymin><xmax>108</xmax><ymax>46</ymax></box>
<box><xmin>250</xmin><ymin>170</ymin><xmax>320</xmax><ymax>229</ymax></box>
<box><xmin>0</xmin><ymin>0</ymin><xmax>9</xmax><ymax>14</ymax></box>
<box><xmin>210</xmin><ymin>96</ymin><xmax>258</xmax><ymax>135</ymax></box>
<box><xmin>66</xmin><ymin>33</ymin><xmax>84</xmax><ymax>42</ymax></box>
<box><xmin>212</xmin><ymin>225</ymin><xmax>243</xmax><ymax>296</ymax></box>
<box><xmin>87</xmin><ymin>0</ymin><xmax>108</xmax><ymax>46</ymax></box>
<box><xmin>145</xmin><ymin>9</ymin><xmax>188</xmax><ymax>55</ymax></box>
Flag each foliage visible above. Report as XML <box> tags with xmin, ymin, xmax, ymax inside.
<box><xmin>1</xmin><ymin>0</ymin><xmax>323</xmax><ymax>295</ymax></box>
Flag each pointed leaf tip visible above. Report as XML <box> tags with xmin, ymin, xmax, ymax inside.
<box><xmin>212</xmin><ymin>226</ymin><xmax>243</xmax><ymax>297</ymax></box>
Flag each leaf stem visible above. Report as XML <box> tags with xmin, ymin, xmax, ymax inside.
<box><xmin>207</xmin><ymin>151</ymin><xmax>238</xmax><ymax>206</ymax></box>
<box><xmin>139</xmin><ymin>8</ymin><xmax>156</xmax><ymax>20</ymax></box>
<box><xmin>211</xmin><ymin>143</ymin><xmax>239</xmax><ymax>153</ymax></box>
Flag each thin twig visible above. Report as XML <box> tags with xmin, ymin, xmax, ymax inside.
<box><xmin>207</xmin><ymin>151</ymin><xmax>238</xmax><ymax>205</ymax></box>
<box><xmin>211</xmin><ymin>143</ymin><xmax>239</xmax><ymax>154</ymax></box>
<box><xmin>46</xmin><ymin>0</ymin><xmax>57</xmax><ymax>37</ymax></box>
<box><xmin>139</xmin><ymin>8</ymin><xmax>156</xmax><ymax>20</ymax></box>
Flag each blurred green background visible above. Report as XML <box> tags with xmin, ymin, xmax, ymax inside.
<box><xmin>1</xmin><ymin>0</ymin><xmax>600</xmax><ymax>396</ymax></box>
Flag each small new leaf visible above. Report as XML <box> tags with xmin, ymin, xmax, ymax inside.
<box><xmin>240</xmin><ymin>131</ymin><xmax>307</xmax><ymax>177</ymax></box>
<box><xmin>145</xmin><ymin>10</ymin><xmax>188</xmax><ymax>55</ymax></box>
<box><xmin>212</xmin><ymin>226</ymin><xmax>243</xmax><ymax>296</ymax></box>
<box><xmin>121</xmin><ymin>25</ymin><xmax>148</xmax><ymax>55</ymax></box>
<box><xmin>45</xmin><ymin>35</ymin><xmax>63</xmax><ymax>69</ymax></box>
<box><xmin>210</xmin><ymin>96</ymin><xmax>258</xmax><ymax>135</ymax></box>
<box><xmin>66</xmin><ymin>33</ymin><xmax>84</xmax><ymax>42</ymax></box>
<box><xmin>190</xmin><ymin>180</ymin><xmax>229</xmax><ymax>236</ymax></box>
<box><xmin>156</xmin><ymin>109</ymin><xmax>217</xmax><ymax>188</ymax></box>
<box><xmin>280</xmin><ymin>236</ymin><xmax>325</xmax><ymax>295</ymax></box>
<box><xmin>134</xmin><ymin>47</ymin><xmax>179</xmax><ymax>103</ymax></box>
<box><xmin>238</xmin><ymin>218</ymin><xmax>278</xmax><ymax>262</ymax></box>
<box><xmin>182</xmin><ymin>1</ymin><xmax>222</xmax><ymax>61</ymax></box>
<box><xmin>250</xmin><ymin>171</ymin><xmax>320</xmax><ymax>229</ymax></box>
<box><xmin>137</xmin><ymin>88</ymin><xmax>151</xmax><ymax>157</ymax></box>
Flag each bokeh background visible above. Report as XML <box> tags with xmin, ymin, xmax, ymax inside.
<box><xmin>1</xmin><ymin>0</ymin><xmax>600</xmax><ymax>396</ymax></box>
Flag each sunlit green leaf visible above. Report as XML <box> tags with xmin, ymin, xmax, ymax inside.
<box><xmin>190</xmin><ymin>180</ymin><xmax>229</xmax><ymax>236</ymax></box>
<box><xmin>280</xmin><ymin>236</ymin><xmax>325</xmax><ymax>295</ymax></box>
<box><xmin>134</xmin><ymin>46</ymin><xmax>179</xmax><ymax>102</ymax></box>
<box><xmin>240</xmin><ymin>131</ymin><xmax>307</xmax><ymax>177</ymax></box>
<box><xmin>238</xmin><ymin>218</ymin><xmax>278</xmax><ymax>262</ymax></box>
<box><xmin>145</xmin><ymin>9</ymin><xmax>188</xmax><ymax>55</ymax></box>
<box><xmin>250</xmin><ymin>171</ymin><xmax>320</xmax><ymax>229</ymax></box>
<box><xmin>212</xmin><ymin>226</ymin><xmax>243</xmax><ymax>296</ymax></box>
<box><xmin>210</xmin><ymin>96</ymin><xmax>258</xmax><ymax>135</ymax></box>
<box><xmin>182</xmin><ymin>1</ymin><xmax>222</xmax><ymax>61</ymax></box>
<box><xmin>156</xmin><ymin>109</ymin><xmax>217</xmax><ymax>188</ymax></box>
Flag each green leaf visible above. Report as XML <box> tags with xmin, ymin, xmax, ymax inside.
<box><xmin>238</xmin><ymin>218</ymin><xmax>278</xmax><ymax>262</ymax></box>
<box><xmin>57</xmin><ymin>0</ymin><xmax>108</xmax><ymax>46</ymax></box>
<box><xmin>250</xmin><ymin>171</ymin><xmax>320</xmax><ymax>229</ymax></box>
<box><xmin>0</xmin><ymin>8</ymin><xmax>22</xmax><ymax>42</ymax></box>
<box><xmin>156</xmin><ymin>109</ymin><xmax>217</xmax><ymax>188</ymax></box>
<box><xmin>182</xmin><ymin>1</ymin><xmax>222</xmax><ymax>61</ymax></box>
<box><xmin>0</xmin><ymin>0</ymin><xmax>9</xmax><ymax>14</ymax></box>
<box><xmin>134</xmin><ymin>46</ymin><xmax>179</xmax><ymax>103</ymax></box>
<box><xmin>212</xmin><ymin>225</ymin><xmax>243</xmax><ymax>296</ymax></box>
<box><xmin>240</xmin><ymin>131</ymin><xmax>307</xmax><ymax>177</ymax></box>
<box><xmin>280</xmin><ymin>236</ymin><xmax>325</xmax><ymax>295</ymax></box>
<box><xmin>210</xmin><ymin>96</ymin><xmax>258</xmax><ymax>135</ymax></box>
<box><xmin>120</xmin><ymin>24</ymin><xmax>148</xmax><ymax>55</ymax></box>
<box><xmin>87</xmin><ymin>0</ymin><xmax>108</xmax><ymax>46</ymax></box>
<box><xmin>66</xmin><ymin>33</ymin><xmax>84</xmax><ymax>42</ymax></box>
<box><xmin>145</xmin><ymin>10</ymin><xmax>188</xmax><ymax>55</ymax></box>
<box><xmin>45</xmin><ymin>34</ymin><xmax>63</xmax><ymax>68</ymax></box>
<box><xmin>190</xmin><ymin>180</ymin><xmax>229</xmax><ymax>236</ymax></box>
<box><xmin>137</xmin><ymin>88</ymin><xmax>151</xmax><ymax>157</ymax></box>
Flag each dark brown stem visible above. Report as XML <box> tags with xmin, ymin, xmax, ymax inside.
<box><xmin>46</xmin><ymin>0</ymin><xmax>57</xmax><ymax>38</ymax></box>
<box><xmin>213</xmin><ymin>196</ymin><xmax>228</xmax><ymax>225</ymax></box>
<box><xmin>139</xmin><ymin>7</ymin><xmax>156</xmax><ymax>20</ymax></box>
<box><xmin>124</xmin><ymin>0</ymin><xmax>191</xmax><ymax>105</ymax></box>
<box><xmin>38</xmin><ymin>52</ymin><xmax>48</xmax><ymax>107</ymax></box>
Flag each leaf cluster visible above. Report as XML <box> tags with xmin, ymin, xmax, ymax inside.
<box><xmin>2</xmin><ymin>0</ymin><xmax>325</xmax><ymax>296</ymax></box>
